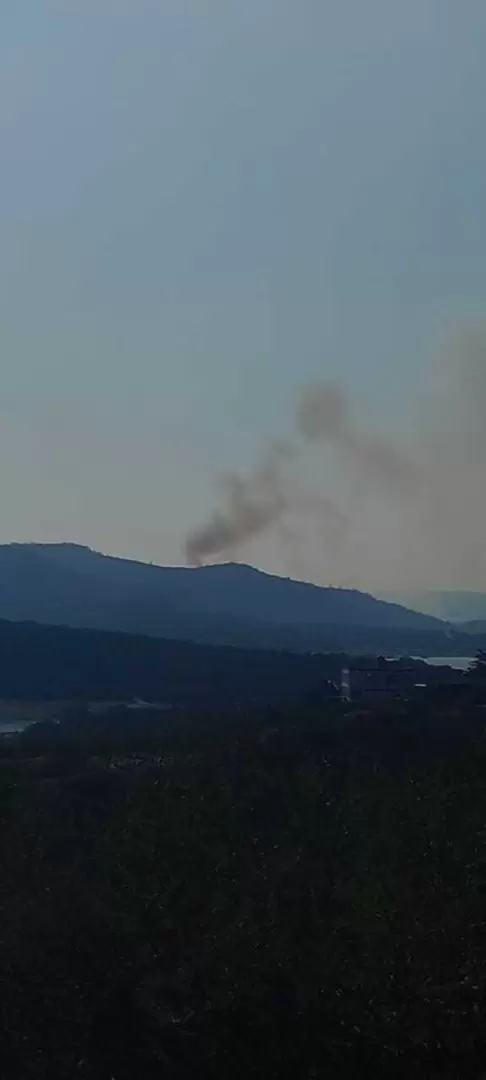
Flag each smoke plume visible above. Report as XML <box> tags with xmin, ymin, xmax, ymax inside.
<box><xmin>185</xmin><ymin>441</ymin><xmax>292</xmax><ymax>565</ymax></box>
<box><xmin>184</xmin><ymin>328</ymin><xmax>486</xmax><ymax>591</ymax></box>
<box><xmin>296</xmin><ymin>382</ymin><xmax>420</xmax><ymax>495</ymax></box>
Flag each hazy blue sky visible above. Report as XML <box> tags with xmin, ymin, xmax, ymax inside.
<box><xmin>2</xmin><ymin>2</ymin><xmax>486</xmax><ymax>577</ymax></box>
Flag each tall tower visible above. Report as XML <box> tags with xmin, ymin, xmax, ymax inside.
<box><xmin>341</xmin><ymin>667</ymin><xmax>351</xmax><ymax>703</ymax></box>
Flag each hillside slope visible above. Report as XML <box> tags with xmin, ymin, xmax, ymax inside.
<box><xmin>0</xmin><ymin>616</ymin><xmax>476</xmax><ymax>704</ymax></box>
<box><xmin>385</xmin><ymin>590</ymin><xmax>486</xmax><ymax>623</ymax></box>
<box><xmin>0</xmin><ymin>544</ymin><xmax>446</xmax><ymax>646</ymax></box>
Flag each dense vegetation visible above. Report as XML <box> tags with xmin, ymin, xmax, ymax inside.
<box><xmin>0</xmin><ymin>618</ymin><xmax>342</xmax><ymax>704</ymax></box>
<box><xmin>0</xmin><ymin>615</ymin><xmax>476</xmax><ymax>707</ymax></box>
<box><xmin>1</xmin><ymin>699</ymin><xmax>486</xmax><ymax>1077</ymax></box>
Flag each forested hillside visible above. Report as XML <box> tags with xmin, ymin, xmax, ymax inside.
<box><xmin>1</xmin><ymin>700</ymin><xmax>486</xmax><ymax>1077</ymax></box>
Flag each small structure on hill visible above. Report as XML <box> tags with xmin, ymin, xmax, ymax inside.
<box><xmin>341</xmin><ymin>658</ymin><xmax>464</xmax><ymax>704</ymax></box>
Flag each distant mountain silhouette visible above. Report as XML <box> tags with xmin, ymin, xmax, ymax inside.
<box><xmin>385</xmin><ymin>590</ymin><xmax>486</xmax><ymax>624</ymax></box>
<box><xmin>0</xmin><ymin>617</ymin><xmax>341</xmax><ymax>705</ymax></box>
<box><xmin>460</xmin><ymin>621</ymin><xmax>486</xmax><ymax>635</ymax></box>
<box><xmin>0</xmin><ymin>543</ymin><xmax>446</xmax><ymax>651</ymax></box>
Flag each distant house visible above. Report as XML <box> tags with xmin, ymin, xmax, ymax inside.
<box><xmin>88</xmin><ymin>699</ymin><xmax>173</xmax><ymax>715</ymax></box>
<box><xmin>126</xmin><ymin>699</ymin><xmax>173</xmax><ymax>712</ymax></box>
<box><xmin>341</xmin><ymin>666</ymin><xmax>400</xmax><ymax>703</ymax></box>
<box><xmin>341</xmin><ymin>660</ymin><xmax>465</xmax><ymax>704</ymax></box>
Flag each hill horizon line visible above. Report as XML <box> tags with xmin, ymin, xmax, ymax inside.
<box><xmin>0</xmin><ymin>540</ymin><xmax>443</xmax><ymax>603</ymax></box>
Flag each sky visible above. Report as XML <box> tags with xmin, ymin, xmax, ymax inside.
<box><xmin>2</xmin><ymin>1</ymin><xmax>486</xmax><ymax>585</ymax></box>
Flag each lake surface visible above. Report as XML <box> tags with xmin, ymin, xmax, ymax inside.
<box><xmin>423</xmin><ymin>656</ymin><xmax>473</xmax><ymax>670</ymax></box>
<box><xmin>0</xmin><ymin>720</ymin><xmax>37</xmax><ymax>735</ymax></box>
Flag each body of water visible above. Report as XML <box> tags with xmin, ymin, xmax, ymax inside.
<box><xmin>0</xmin><ymin>720</ymin><xmax>37</xmax><ymax>736</ymax></box>
<box><xmin>422</xmin><ymin>656</ymin><xmax>473</xmax><ymax>670</ymax></box>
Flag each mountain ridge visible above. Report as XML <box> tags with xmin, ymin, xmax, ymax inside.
<box><xmin>385</xmin><ymin>589</ymin><xmax>486</xmax><ymax>624</ymax></box>
<box><xmin>0</xmin><ymin>542</ymin><xmax>446</xmax><ymax>642</ymax></box>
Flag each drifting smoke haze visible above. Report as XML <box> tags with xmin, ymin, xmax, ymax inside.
<box><xmin>297</xmin><ymin>383</ymin><xmax>421</xmax><ymax>495</ymax></box>
<box><xmin>184</xmin><ymin>330</ymin><xmax>486</xmax><ymax>592</ymax></box>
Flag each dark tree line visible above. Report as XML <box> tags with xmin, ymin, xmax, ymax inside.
<box><xmin>0</xmin><ymin>694</ymin><xmax>485</xmax><ymax>1076</ymax></box>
